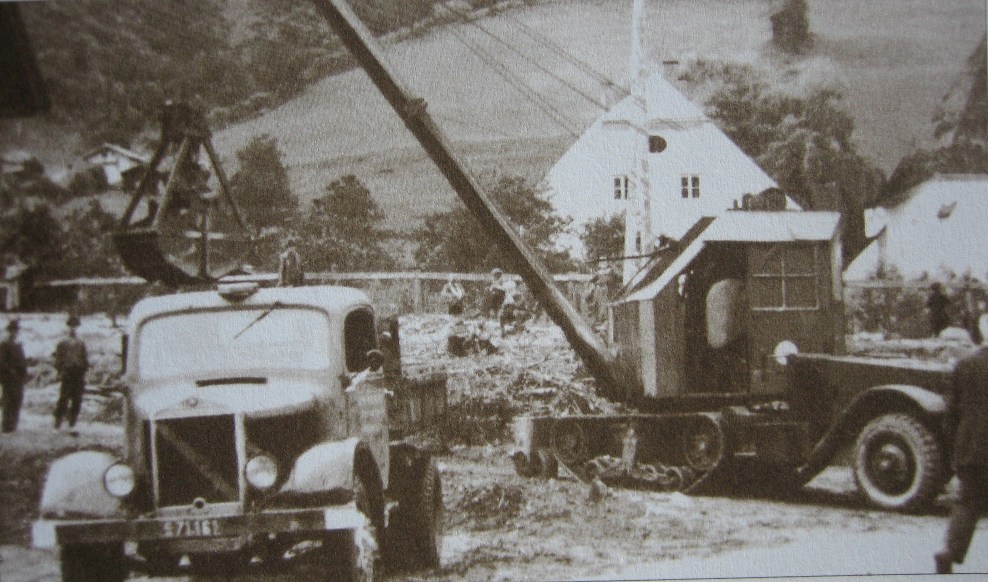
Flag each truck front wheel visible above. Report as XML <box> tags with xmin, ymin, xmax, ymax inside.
<box><xmin>323</xmin><ymin>474</ymin><xmax>380</xmax><ymax>582</ymax></box>
<box><xmin>387</xmin><ymin>458</ymin><xmax>443</xmax><ymax>571</ymax></box>
<box><xmin>60</xmin><ymin>542</ymin><xmax>126</xmax><ymax>582</ymax></box>
<box><xmin>853</xmin><ymin>413</ymin><xmax>944</xmax><ymax>512</ymax></box>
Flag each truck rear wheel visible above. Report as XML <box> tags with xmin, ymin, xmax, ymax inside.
<box><xmin>61</xmin><ymin>542</ymin><xmax>126</xmax><ymax>582</ymax></box>
<box><xmin>853</xmin><ymin>413</ymin><xmax>944</xmax><ymax>512</ymax></box>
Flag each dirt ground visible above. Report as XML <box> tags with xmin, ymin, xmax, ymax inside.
<box><xmin>1</xmin><ymin>313</ymin><xmax>985</xmax><ymax>581</ymax></box>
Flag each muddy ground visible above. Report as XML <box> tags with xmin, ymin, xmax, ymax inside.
<box><xmin>2</xmin><ymin>313</ymin><xmax>985</xmax><ymax>580</ymax></box>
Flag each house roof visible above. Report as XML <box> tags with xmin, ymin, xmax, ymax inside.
<box><xmin>619</xmin><ymin>211</ymin><xmax>841</xmax><ymax>303</ymax></box>
<box><xmin>82</xmin><ymin>143</ymin><xmax>149</xmax><ymax>164</ymax></box>
<box><xmin>601</xmin><ymin>73</ymin><xmax>707</xmax><ymax>126</ymax></box>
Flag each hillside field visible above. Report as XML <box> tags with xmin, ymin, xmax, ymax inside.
<box><xmin>209</xmin><ymin>0</ymin><xmax>985</xmax><ymax>231</ymax></box>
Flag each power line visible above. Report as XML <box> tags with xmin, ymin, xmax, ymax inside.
<box><xmin>443</xmin><ymin>21</ymin><xmax>582</xmax><ymax>138</ymax></box>
<box><xmin>441</xmin><ymin>4</ymin><xmax>609</xmax><ymax>111</ymax></box>
<box><xmin>503</xmin><ymin>11</ymin><xmax>630</xmax><ymax>101</ymax></box>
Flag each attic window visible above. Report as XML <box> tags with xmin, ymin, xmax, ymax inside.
<box><xmin>613</xmin><ymin>175</ymin><xmax>629</xmax><ymax>200</ymax></box>
<box><xmin>681</xmin><ymin>174</ymin><xmax>700</xmax><ymax>198</ymax></box>
<box><xmin>648</xmin><ymin>135</ymin><xmax>667</xmax><ymax>153</ymax></box>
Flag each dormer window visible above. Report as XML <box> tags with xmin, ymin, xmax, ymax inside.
<box><xmin>681</xmin><ymin>174</ymin><xmax>700</xmax><ymax>198</ymax></box>
<box><xmin>613</xmin><ymin>175</ymin><xmax>629</xmax><ymax>199</ymax></box>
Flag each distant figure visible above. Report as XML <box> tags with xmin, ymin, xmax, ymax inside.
<box><xmin>485</xmin><ymin>268</ymin><xmax>507</xmax><ymax>317</ymax></box>
<box><xmin>928</xmin><ymin>283</ymin><xmax>951</xmax><ymax>337</ymax></box>
<box><xmin>0</xmin><ymin>320</ymin><xmax>27</xmax><ymax>433</ymax></box>
<box><xmin>278</xmin><ymin>237</ymin><xmax>304</xmax><ymax>287</ymax></box>
<box><xmin>53</xmin><ymin>315</ymin><xmax>89</xmax><ymax>431</ymax></box>
<box><xmin>439</xmin><ymin>276</ymin><xmax>466</xmax><ymax>315</ymax></box>
<box><xmin>935</xmin><ymin>314</ymin><xmax>988</xmax><ymax>574</ymax></box>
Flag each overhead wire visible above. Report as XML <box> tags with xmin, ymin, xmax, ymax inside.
<box><xmin>441</xmin><ymin>20</ymin><xmax>583</xmax><ymax>138</ymax></box>
<box><xmin>441</xmin><ymin>4</ymin><xmax>609</xmax><ymax>111</ymax></box>
<box><xmin>502</xmin><ymin>11</ymin><xmax>630</xmax><ymax>101</ymax></box>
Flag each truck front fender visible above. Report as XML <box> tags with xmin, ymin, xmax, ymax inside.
<box><xmin>797</xmin><ymin>384</ymin><xmax>947</xmax><ymax>481</ymax></box>
<box><xmin>39</xmin><ymin>450</ymin><xmax>123</xmax><ymax>519</ymax></box>
<box><xmin>281</xmin><ymin>437</ymin><xmax>380</xmax><ymax>496</ymax></box>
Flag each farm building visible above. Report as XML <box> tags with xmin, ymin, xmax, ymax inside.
<box><xmin>845</xmin><ymin>174</ymin><xmax>988</xmax><ymax>282</ymax></box>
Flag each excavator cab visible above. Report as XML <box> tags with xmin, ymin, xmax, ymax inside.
<box><xmin>113</xmin><ymin>101</ymin><xmax>253</xmax><ymax>285</ymax></box>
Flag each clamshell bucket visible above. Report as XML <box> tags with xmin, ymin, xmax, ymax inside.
<box><xmin>114</xmin><ymin>102</ymin><xmax>252</xmax><ymax>285</ymax></box>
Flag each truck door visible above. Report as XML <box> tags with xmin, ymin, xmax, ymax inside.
<box><xmin>342</xmin><ymin>307</ymin><xmax>389</xmax><ymax>486</ymax></box>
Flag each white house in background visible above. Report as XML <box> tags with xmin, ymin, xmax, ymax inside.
<box><xmin>845</xmin><ymin>174</ymin><xmax>988</xmax><ymax>282</ymax></box>
<box><xmin>545</xmin><ymin>71</ymin><xmax>798</xmax><ymax>257</ymax></box>
<box><xmin>82</xmin><ymin>143</ymin><xmax>149</xmax><ymax>187</ymax></box>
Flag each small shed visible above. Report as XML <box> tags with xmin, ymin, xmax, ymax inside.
<box><xmin>82</xmin><ymin>143</ymin><xmax>149</xmax><ymax>188</ymax></box>
<box><xmin>609</xmin><ymin>211</ymin><xmax>843</xmax><ymax>406</ymax></box>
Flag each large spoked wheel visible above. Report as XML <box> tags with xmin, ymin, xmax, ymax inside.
<box><xmin>853</xmin><ymin>413</ymin><xmax>944</xmax><ymax>512</ymax></box>
<box><xmin>324</xmin><ymin>473</ymin><xmax>381</xmax><ymax>582</ymax></box>
<box><xmin>61</xmin><ymin>542</ymin><xmax>126</xmax><ymax>582</ymax></box>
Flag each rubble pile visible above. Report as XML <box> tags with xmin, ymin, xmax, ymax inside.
<box><xmin>847</xmin><ymin>328</ymin><xmax>978</xmax><ymax>364</ymax></box>
<box><xmin>446</xmin><ymin>482</ymin><xmax>525</xmax><ymax>530</ymax></box>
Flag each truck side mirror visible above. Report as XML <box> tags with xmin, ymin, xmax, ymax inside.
<box><xmin>365</xmin><ymin>349</ymin><xmax>384</xmax><ymax>372</ymax></box>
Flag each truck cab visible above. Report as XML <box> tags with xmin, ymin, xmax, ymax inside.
<box><xmin>33</xmin><ymin>283</ymin><xmax>445</xmax><ymax>581</ymax></box>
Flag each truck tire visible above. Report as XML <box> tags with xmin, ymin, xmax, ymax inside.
<box><xmin>389</xmin><ymin>458</ymin><xmax>443</xmax><ymax>571</ymax></box>
<box><xmin>853</xmin><ymin>413</ymin><xmax>944</xmax><ymax>512</ymax></box>
<box><xmin>323</xmin><ymin>474</ymin><xmax>379</xmax><ymax>582</ymax></box>
<box><xmin>60</xmin><ymin>542</ymin><xmax>126</xmax><ymax>582</ymax></box>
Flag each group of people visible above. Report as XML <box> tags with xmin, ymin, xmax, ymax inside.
<box><xmin>0</xmin><ymin>315</ymin><xmax>90</xmax><ymax>434</ymax></box>
<box><xmin>927</xmin><ymin>281</ymin><xmax>986</xmax><ymax>343</ymax></box>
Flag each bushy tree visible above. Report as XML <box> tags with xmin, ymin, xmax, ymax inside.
<box><xmin>581</xmin><ymin>214</ymin><xmax>624</xmax><ymax>263</ymax></box>
<box><xmin>296</xmin><ymin>174</ymin><xmax>395</xmax><ymax>272</ymax></box>
<box><xmin>413</xmin><ymin>174</ymin><xmax>574</xmax><ymax>273</ymax></box>
<box><xmin>0</xmin><ymin>205</ymin><xmax>63</xmax><ymax>278</ymax></box>
<box><xmin>50</xmin><ymin>202</ymin><xmax>124</xmax><ymax>278</ymax></box>
<box><xmin>685</xmin><ymin>62</ymin><xmax>883</xmax><ymax>262</ymax></box>
<box><xmin>229</xmin><ymin>135</ymin><xmax>298</xmax><ymax>231</ymax></box>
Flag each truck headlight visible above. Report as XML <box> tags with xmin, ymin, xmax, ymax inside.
<box><xmin>103</xmin><ymin>463</ymin><xmax>136</xmax><ymax>498</ymax></box>
<box><xmin>245</xmin><ymin>455</ymin><xmax>278</xmax><ymax>490</ymax></box>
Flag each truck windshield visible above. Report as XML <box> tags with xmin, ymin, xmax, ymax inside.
<box><xmin>136</xmin><ymin>307</ymin><xmax>331</xmax><ymax>380</ymax></box>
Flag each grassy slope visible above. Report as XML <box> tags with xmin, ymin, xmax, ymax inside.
<box><xmin>207</xmin><ymin>0</ymin><xmax>986</xmax><ymax>231</ymax></box>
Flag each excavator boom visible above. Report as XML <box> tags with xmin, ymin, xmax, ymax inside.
<box><xmin>308</xmin><ymin>0</ymin><xmax>618</xmax><ymax>391</ymax></box>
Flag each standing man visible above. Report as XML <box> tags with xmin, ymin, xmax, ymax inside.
<box><xmin>928</xmin><ymin>282</ymin><xmax>952</xmax><ymax>338</ymax></box>
<box><xmin>439</xmin><ymin>276</ymin><xmax>466</xmax><ymax>316</ymax></box>
<box><xmin>935</xmin><ymin>314</ymin><xmax>988</xmax><ymax>574</ymax></box>
<box><xmin>278</xmin><ymin>236</ymin><xmax>305</xmax><ymax>287</ymax></box>
<box><xmin>0</xmin><ymin>320</ymin><xmax>27</xmax><ymax>433</ymax></box>
<box><xmin>53</xmin><ymin>315</ymin><xmax>89</xmax><ymax>431</ymax></box>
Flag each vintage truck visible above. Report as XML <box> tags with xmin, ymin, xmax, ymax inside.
<box><xmin>33</xmin><ymin>283</ymin><xmax>446</xmax><ymax>581</ymax></box>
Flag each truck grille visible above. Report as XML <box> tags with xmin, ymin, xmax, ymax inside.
<box><xmin>154</xmin><ymin>414</ymin><xmax>240</xmax><ymax>507</ymax></box>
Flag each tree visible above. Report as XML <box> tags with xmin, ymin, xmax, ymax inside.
<box><xmin>691</xmin><ymin>63</ymin><xmax>883</xmax><ymax>262</ymax></box>
<box><xmin>413</xmin><ymin>174</ymin><xmax>574</xmax><ymax>273</ymax></box>
<box><xmin>49</xmin><ymin>202</ymin><xmax>125</xmax><ymax>278</ymax></box>
<box><xmin>296</xmin><ymin>174</ymin><xmax>395</xmax><ymax>272</ymax></box>
<box><xmin>581</xmin><ymin>214</ymin><xmax>624</xmax><ymax>263</ymax></box>
<box><xmin>229</xmin><ymin>134</ymin><xmax>298</xmax><ymax>231</ymax></box>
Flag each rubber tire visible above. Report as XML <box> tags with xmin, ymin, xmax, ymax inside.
<box><xmin>853</xmin><ymin>413</ymin><xmax>944</xmax><ymax>512</ymax></box>
<box><xmin>324</xmin><ymin>474</ymin><xmax>380</xmax><ymax>582</ymax></box>
<box><xmin>60</xmin><ymin>542</ymin><xmax>126</xmax><ymax>582</ymax></box>
<box><xmin>390</xmin><ymin>458</ymin><xmax>443</xmax><ymax>571</ymax></box>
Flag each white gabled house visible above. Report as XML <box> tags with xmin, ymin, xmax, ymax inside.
<box><xmin>844</xmin><ymin>174</ymin><xmax>988</xmax><ymax>282</ymax></box>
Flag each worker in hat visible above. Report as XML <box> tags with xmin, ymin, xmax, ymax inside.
<box><xmin>1</xmin><ymin>319</ymin><xmax>28</xmax><ymax>433</ymax></box>
<box><xmin>278</xmin><ymin>235</ymin><xmax>304</xmax><ymax>287</ymax></box>
<box><xmin>52</xmin><ymin>315</ymin><xmax>89</xmax><ymax>431</ymax></box>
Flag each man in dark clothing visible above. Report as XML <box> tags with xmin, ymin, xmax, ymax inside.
<box><xmin>935</xmin><ymin>314</ymin><xmax>988</xmax><ymax>574</ymax></box>
<box><xmin>0</xmin><ymin>319</ymin><xmax>28</xmax><ymax>433</ymax></box>
<box><xmin>928</xmin><ymin>282</ymin><xmax>952</xmax><ymax>337</ymax></box>
<box><xmin>53</xmin><ymin>315</ymin><xmax>89</xmax><ymax>430</ymax></box>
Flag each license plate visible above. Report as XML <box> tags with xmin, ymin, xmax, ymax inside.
<box><xmin>161</xmin><ymin>518</ymin><xmax>221</xmax><ymax>538</ymax></box>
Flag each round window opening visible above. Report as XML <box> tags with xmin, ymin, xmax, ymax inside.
<box><xmin>649</xmin><ymin>135</ymin><xmax>667</xmax><ymax>153</ymax></box>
